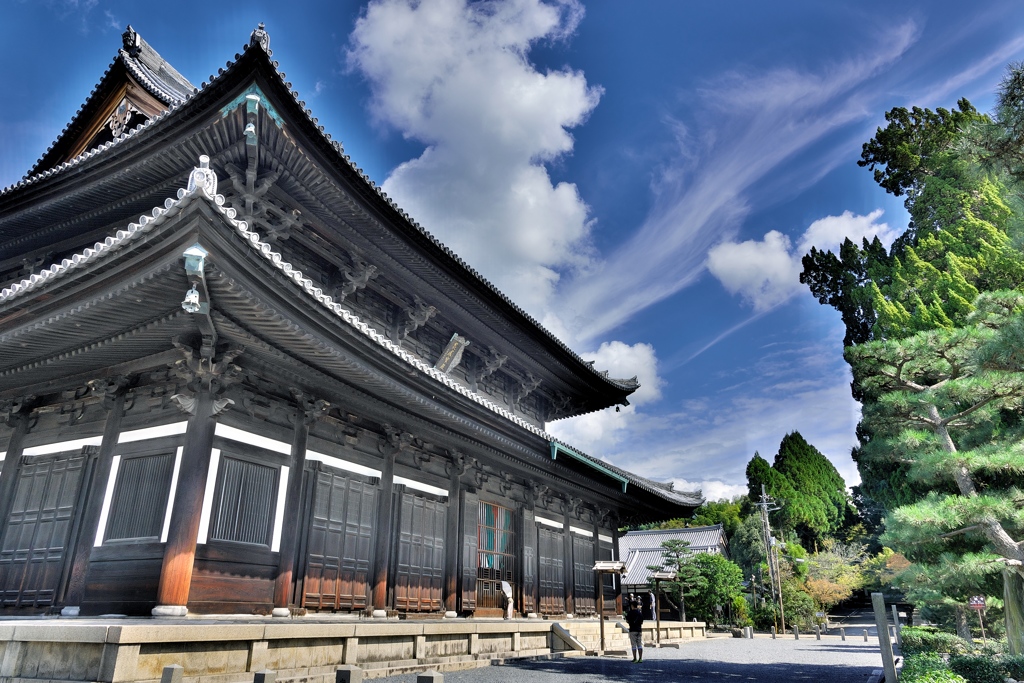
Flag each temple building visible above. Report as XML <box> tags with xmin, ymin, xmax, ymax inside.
<box><xmin>0</xmin><ymin>25</ymin><xmax>701</xmax><ymax>619</ymax></box>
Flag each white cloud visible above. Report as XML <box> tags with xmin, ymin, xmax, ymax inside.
<box><xmin>707</xmin><ymin>230</ymin><xmax>801</xmax><ymax>312</ymax></box>
<box><xmin>671</xmin><ymin>478</ymin><xmax>748</xmax><ymax>502</ymax></box>
<box><xmin>347</xmin><ymin>0</ymin><xmax>599</xmax><ymax>318</ymax></box>
<box><xmin>546</xmin><ymin>340</ymin><xmax>663</xmax><ymax>453</ymax></box>
<box><xmin>797</xmin><ymin>208</ymin><xmax>896</xmax><ymax>254</ymax></box>
<box><xmin>706</xmin><ymin>209</ymin><xmax>895</xmax><ymax>312</ymax></box>
<box><xmin>586</xmin><ymin>341</ymin><xmax>662</xmax><ymax>405</ymax></box>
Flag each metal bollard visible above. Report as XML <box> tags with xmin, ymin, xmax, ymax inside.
<box><xmin>863</xmin><ymin>629</ymin><xmax>869</xmax><ymax>642</ymax></box>
<box><xmin>254</xmin><ymin>671</ymin><xmax>277</xmax><ymax>683</ymax></box>
<box><xmin>841</xmin><ymin>627</ymin><xmax>846</xmax><ymax>641</ymax></box>
<box><xmin>793</xmin><ymin>626</ymin><xmax>799</xmax><ymax>640</ymax></box>
<box><xmin>771</xmin><ymin>626</ymin><xmax>776</xmax><ymax>639</ymax></box>
<box><xmin>417</xmin><ymin>672</ymin><xmax>444</xmax><ymax>683</ymax></box>
<box><xmin>161</xmin><ymin>666</ymin><xmax>183</xmax><ymax>683</ymax></box>
<box><xmin>815</xmin><ymin>624</ymin><xmax>821</xmax><ymax>640</ymax></box>
<box><xmin>336</xmin><ymin>666</ymin><xmax>364</xmax><ymax>683</ymax></box>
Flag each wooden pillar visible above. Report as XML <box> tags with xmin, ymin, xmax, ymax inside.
<box><xmin>612</xmin><ymin>520</ymin><xmax>623</xmax><ymax>615</ymax></box>
<box><xmin>63</xmin><ymin>382</ymin><xmax>129</xmax><ymax>614</ymax></box>
<box><xmin>592</xmin><ymin>521</ymin><xmax>601</xmax><ymax>611</ymax></box>
<box><xmin>0</xmin><ymin>403</ymin><xmax>32</xmax><ymax>541</ymax></box>
<box><xmin>371</xmin><ymin>435</ymin><xmax>401</xmax><ymax>615</ymax></box>
<box><xmin>442</xmin><ymin>452</ymin><xmax>466</xmax><ymax>616</ymax></box>
<box><xmin>273</xmin><ymin>397</ymin><xmax>326</xmax><ymax>616</ymax></box>
<box><xmin>153</xmin><ymin>388</ymin><xmax>217</xmax><ymax>616</ymax></box>
<box><xmin>562</xmin><ymin>501</ymin><xmax>574</xmax><ymax>615</ymax></box>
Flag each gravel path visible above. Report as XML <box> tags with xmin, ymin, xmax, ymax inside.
<box><xmin>376</xmin><ymin>635</ymin><xmax>884</xmax><ymax>683</ymax></box>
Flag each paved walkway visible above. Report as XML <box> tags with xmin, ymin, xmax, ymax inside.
<box><xmin>376</xmin><ymin>635</ymin><xmax>884</xmax><ymax>683</ymax></box>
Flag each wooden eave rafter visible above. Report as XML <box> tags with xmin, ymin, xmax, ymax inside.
<box><xmin>0</xmin><ymin>177</ymin><xmax>699</xmax><ymax>518</ymax></box>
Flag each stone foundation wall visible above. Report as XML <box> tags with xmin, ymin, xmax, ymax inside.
<box><xmin>0</xmin><ymin>619</ymin><xmax>582</xmax><ymax>683</ymax></box>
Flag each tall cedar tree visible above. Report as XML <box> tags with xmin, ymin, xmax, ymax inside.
<box><xmin>745</xmin><ymin>434</ymin><xmax>850</xmax><ymax>549</ymax></box>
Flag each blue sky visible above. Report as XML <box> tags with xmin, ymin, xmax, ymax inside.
<box><xmin>4</xmin><ymin>0</ymin><xmax>1024</xmax><ymax>501</ymax></box>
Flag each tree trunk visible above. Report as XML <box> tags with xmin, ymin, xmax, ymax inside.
<box><xmin>954</xmin><ymin>603</ymin><xmax>972</xmax><ymax>641</ymax></box>
<box><xmin>1006</xmin><ymin>568</ymin><xmax>1024</xmax><ymax>656</ymax></box>
<box><xmin>931</xmin><ymin>406</ymin><xmax>1024</xmax><ymax>564</ymax></box>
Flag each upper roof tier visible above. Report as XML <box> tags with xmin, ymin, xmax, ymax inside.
<box><xmin>28</xmin><ymin>26</ymin><xmax>194</xmax><ymax>176</ymax></box>
<box><xmin>0</xmin><ymin>25</ymin><xmax>639</xmax><ymax>423</ymax></box>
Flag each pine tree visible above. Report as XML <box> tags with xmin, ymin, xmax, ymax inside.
<box><xmin>847</xmin><ymin>291</ymin><xmax>1024</xmax><ymax>646</ymax></box>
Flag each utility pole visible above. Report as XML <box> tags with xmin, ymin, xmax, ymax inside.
<box><xmin>753</xmin><ymin>485</ymin><xmax>785</xmax><ymax>632</ymax></box>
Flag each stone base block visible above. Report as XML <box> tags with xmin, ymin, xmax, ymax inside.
<box><xmin>151</xmin><ymin>605</ymin><xmax>188</xmax><ymax>617</ymax></box>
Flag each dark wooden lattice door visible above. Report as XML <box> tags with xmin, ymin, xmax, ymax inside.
<box><xmin>393</xmin><ymin>492</ymin><xmax>446</xmax><ymax>612</ymax></box>
<box><xmin>302</xmin><ymin>466</ymin><xmax>377</xmax><ymax>611</ymax></box>
<box><xmin>572</xmin><ymin>535</ymin><xmax>595</xmax><ymax>616</ymax></box>
<box><xmin>538</xmin><ymin>527</ymin><xmax>564</xmax><ymax>615</ymax></box>
<box><xmin>0</xmin><ymin>453</ymin><xmax>87</xmax><ymax>608</ymax></box>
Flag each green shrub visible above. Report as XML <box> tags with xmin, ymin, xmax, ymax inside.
<box><xmin>901</xmin><ymin>627</ymin><xmax>973</xmax><ymax>655</ymax></box>
<box><xmin>903</xmin><ymin>671</ymin><xmax>967</xmax><ymax>683</ymax></box>
<box><xmin>1002</xmin><ymin>655</ymin><xmax>1024</xmax><ymax>680</ymax></box>
<box><xmin>949</xmin><ymin>654</ymin><xmax>1005</xmax><ymax>683</ymax></box>
<box><xmin>750</xmin><ymin>601</ymin><xmax>778</xmax><ymax>630</ymax></box>
<box><xmin>901</xmin><ymin>653</ymin><xmax>950</xmax><ymax>680</ymax></box>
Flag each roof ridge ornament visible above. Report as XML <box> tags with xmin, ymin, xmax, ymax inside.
<box><xmin>250</xmin><ymin>22</ymin><xmax>270</xmax><ymax>52</ymax></box>
<box><xmin>187</xmin><ymin>155</ymin><xmax>218</xmax><ymax>197</ymax></box>
<box><xmin>122</xmin><ymin>25</ymin><xmax>141</xmax><ymax>58</ymax></box>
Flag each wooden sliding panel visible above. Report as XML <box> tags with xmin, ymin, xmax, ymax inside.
<box><xmin>538</xmin><ymin>527</ymin><xmax>564</xmax><ymax>615</ymax></box>
<box><xmin>572</xmin><ymin>533</ymin><xmax>595</xmax><ymax>616</ymax></box>
<box><xmin>0</xmin><ymin>452</ymin><xmax>87</xmax><ymax>608</ymax></box>
<box><xmin>302</xmin><ymin>466</ymin><xmax>377</xmax><ymax>612</ymax></box>
<box><xmin>520</xmin><ymin>508</ymin><xmax>536</xmax><ymax>614</ymax></box>
<box><xmin>393</xmin><ymin>491</ymin><xmax>445</xmax><ymax>612</ymax></box>
<box><xmin>459</xmin><ymin>489</ymin><xmax>478</xmax><ymax>613</ymax></box>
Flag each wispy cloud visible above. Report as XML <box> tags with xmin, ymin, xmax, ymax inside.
<box><xmin>558</xmin><ymin>22</ymin><xmax>918</xmax><ymax>343</ymax></box>
<box><xmin>914</xmin><ymin>32</ymin><xmax>1024</xmax><ymax>107</ymax></box>
<box><xmin>598</xmin><ymin>339</ymin><xmax>863</xmax><ymax>488</ymax></box>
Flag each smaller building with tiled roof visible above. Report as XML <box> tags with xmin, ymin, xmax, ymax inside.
<box><xmin>618</xmin><ymin>524</ymin><xmax>729</xmax><ymax>588</ymax></box>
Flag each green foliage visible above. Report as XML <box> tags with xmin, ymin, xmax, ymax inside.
<box><xmin>683</xmin><ymin>554</ymin><xmax>745</xmax><ymax>626</ymax></box>
<box><xmin>858</xmin><ymin>99</ymin><xmax>984</xmax><ymax>198</ymax></box>
<box><xmin>780</xmin><ymin>577</ymin><xmax>816</xmax><ymax>630</ymax></box>
<box><xmin>640</xmin><ymin>497</ymin><xmax>746</xmax><ymax>534</ymax></box>
<box><xmin>848</xmin><ymin>297</ymin><xmax>1024</xmax><ymax>621</ymax></box>
<box><xmin>731</xmin><ymin>595</ymin><xmax>752</xmax><ymax>627</ymax></box>
<box><xmin>902</xmin><ymin>670</ymin><xmax>968</xmax><ymax>683</ymax></box>
<box><xmin>902</xmin><ymin>653</ymin><xmax>953</xmax><ymax>681</ymax></box>
<box><xmin>650</xmin><ymin>539</ymin><xmax>706</xmax><ymax>615</ymax></box>
<box><xmin>745</xmin><ymin>433</ymin><xmax>851</xmax><ymax>548</ymax></box>
<box><xmin>1002</xmin><ymin>654</ymin><xmax>1024</xmax><ymax>680</ymax></box>
<box><xmin>949</xmin><ymin>654</ymin><xmax>1006</xmax><ymax>683</ymax></box>
<box><xmin>900</xmin><ymin>626</ymin><xmax>973</xmax><ymax>656</ymax></box>
<box><xmin>750</xmin><ymin>600</ymin><xmax>778</xmax><ymax>630</ymax></box>
<box><xmin>729</xmin><ymin>515</ymin><xmax>767</xmax><ymax>578</ymax></box>
<box><xmin>689</xmin><ymin>499</ymin><xmax>744</xmax><ymax>537</ymax></box>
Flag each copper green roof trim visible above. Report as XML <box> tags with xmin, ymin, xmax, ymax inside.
<box><xmin>550</xmin><ymin>441</ymin><xmax>628</xmax><ymax>493</ymax></box>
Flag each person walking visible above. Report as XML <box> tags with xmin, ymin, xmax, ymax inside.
<box><xmin>625</xmin><ymin>600</ymin><xmax>645</xmax><ymax>663</ymax></box>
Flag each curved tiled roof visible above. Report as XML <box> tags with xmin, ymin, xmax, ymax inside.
<box><xmin>23</xmin><ymin>27</ymin><xmax>194</xmax><ymax>179</ymax></box>
<box><xmin>0</xmin><ymin>161</ymin><xmax>698</xmax><ymax>510</ymax></box>
<box><xmin>1</xmin><ymin>27</ymin><xmax>639</xmax><ymax>402</ymax></box>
